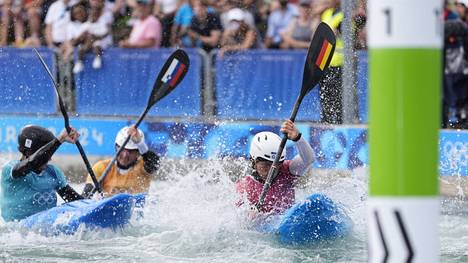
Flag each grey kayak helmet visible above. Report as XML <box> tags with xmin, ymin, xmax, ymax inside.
<box><xmin>18</xmin><ymin>125</ymin><xmax>55</xmax><ymax>156</ymax></box>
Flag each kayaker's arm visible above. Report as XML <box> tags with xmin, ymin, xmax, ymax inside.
<box><xmin>142</xmin><ymin>150</ymin><xmax>160</xmax><ymax>174</ymax></box>
<box><xmin>289</xmin><ymin>136</ymin><xmax>314</xmax><ymax>176</ymax></box>
<box><xmin>134</xmin><ymin>138</ymin><xmax>160</xmax><ymax>174</ymax></box>
<box><xmin>80</xmin><ymin>150</ymin><xmax>159</xmax><ymax>197</ymax></box>
<box><xmin>58</xmin><ymin>184</ymin><xmax>84</xmax><ymax>202</ymax></box>
<box><xmin>82</xmin><ymin>161</ymin><xmax>102</xmax><ymax>198</ymax></box>
<box><xmin>12</xmin><ymin>138</ymin><xmax>62</xmax><ymax>178</ymax></box>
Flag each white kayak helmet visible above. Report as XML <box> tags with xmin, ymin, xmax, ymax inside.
<box><xmin>249</xmin><ymin>131</ymin><xmax>285</xmax><ymax>162</ymax></box>
<box><xmin>115</xmin><ymin>126</ymin><xmax>144</xmax><ymax>150</ymax></box>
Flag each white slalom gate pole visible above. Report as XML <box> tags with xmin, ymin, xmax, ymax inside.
<box><xmin>368</xmin><ymin>0</ymin><xmax>442</xmax><ymax>262</ymax></box>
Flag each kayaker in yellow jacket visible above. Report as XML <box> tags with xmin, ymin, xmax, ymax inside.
<box><xmin>82</xmin><ymin>125</ymin><xmax>160</xmax><ymax>197</ymax></box>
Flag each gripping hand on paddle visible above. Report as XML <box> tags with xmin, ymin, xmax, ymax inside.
<box><xmin>280</xmin><ymin>120</ymin><xmax>300</xmax><ymax>141</ymax></box>
<box><xmin>57</xmin><ymin>127</ymin><xmax>80</xmax><ymax>144</ymax></box>
<box><xmin>127</xmin><ymin>125</ymin><xmax>143</xmax><ymax>144</ymax></box>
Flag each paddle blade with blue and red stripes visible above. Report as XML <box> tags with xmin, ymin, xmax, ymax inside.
<box><xmin>148</xmin><ymin>49</ymin><xmax>190</xmax><ymax>107</ymax></box>
<box><xmin>87</xmin><ymin>49</ymin><xmax>190</xmax><ymax>197</ymax></box>
<box><xmin>301</xmin><ymin>22</ymin><xmax>336</xmax><ymax>96</ymax></box>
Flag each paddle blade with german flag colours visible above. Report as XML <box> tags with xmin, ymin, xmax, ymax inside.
<box><xmin>255</xmin><ymin>23</ymin><xmax>337</xmax><ymax>209</ymax></box>
<box><xmin>316</xmin><ymin>40</ymin><xmax>333</xmax><ymax>70</ymax></box>
<box><xmin>148</xmin><ymin>49</ymin><xmax>190</xmax><ymax>107</ymax></box>
<box><xmin>301</xmin><ymin>22</ymin><xmax>336</xmax><ymax>96</ymax></box>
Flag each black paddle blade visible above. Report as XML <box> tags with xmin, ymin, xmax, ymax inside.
<box><xmin>148</xmin><ymin>49</ymin><xmax>190</xmax><ymax>107</ymax></box>
<box><xmin>33</xmin><ymin>48</ymin><xmax>70</xmax><ymax>128</ymax></box>
<box><xmin>301</xmin><ymin>22</ymin><xmax>336</xmax><ymax>96</ymax></box>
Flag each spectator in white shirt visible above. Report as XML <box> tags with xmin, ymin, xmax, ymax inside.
<box><xmin>71</xmin><ymin>0</ymin><xmax>114</xmax><ymax>74</ymax></box>
<box><xmin>45</xmin><ymin>0</ymin><xmax>78</xmax><ymax>48</ymax></box>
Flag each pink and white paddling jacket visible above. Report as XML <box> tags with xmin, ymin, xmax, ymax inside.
<box><xmin>236</xmin><ymin>136</ymin><xmax>315</xmax><ymax>214</ymax></box>
<box><xmin>236</xmin><ymin>160</ymin><xmax>297</xmax><ymax>214</ymax></box>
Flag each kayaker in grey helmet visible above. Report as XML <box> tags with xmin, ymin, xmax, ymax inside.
<box><xmin>0</xmin><ymin>125</ymin><xmax>83</xmax><ymax>222</ymax></box>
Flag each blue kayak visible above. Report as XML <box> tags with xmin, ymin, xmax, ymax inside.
<box><xmin>19</xmin><ymin>193</ymin><xmax>145</xmax><ymax>235</ymax></box>
<box><xmin>253</xmin><ymin>193</ymin><xmax>352</xmax><ymax>245</ymax></box>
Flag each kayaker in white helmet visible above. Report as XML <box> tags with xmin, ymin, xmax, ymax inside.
<box><xmin>236</xmin><ymin>120</ymin><xmax>315</xmax><ymax>214</ymax></box>
<box><xmin>0</xmin><ymin>125</ymin><xmax>83</xmax><ymax>222</ymax></box>
<box><xmin>82</xmin><ymin>125</ymin><xmax>160</xmax><ymax>197</ymax></box>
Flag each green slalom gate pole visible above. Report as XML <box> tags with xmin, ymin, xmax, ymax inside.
<box><xmin>368</xmin><ymin>1</ymin><xmax>442</xmax><ymax>262</ymax></box>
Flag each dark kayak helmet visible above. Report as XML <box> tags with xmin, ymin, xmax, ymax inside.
<box><xmin>18</xmin><ymin>125</ymin><xmax>55</xmax><ymax>156</ymax></box>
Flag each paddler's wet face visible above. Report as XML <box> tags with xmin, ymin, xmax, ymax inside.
<box><xmin>116</xmin><ymin>145</ymin><xmax>140</xmax><ymax>168</ymax></box>
<box><xmin>254</xmin><ymin>159</ymin><xmax>273</xmax><ymax>179</ymax></box>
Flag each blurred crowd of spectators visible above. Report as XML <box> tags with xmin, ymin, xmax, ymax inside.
<box><xmin>0</xmin><ymin>0</ymin><xmax>366</xmax><ymax>66</ymax></box>
<box><xmin>444</xmin><ymin>0</ymin><xmax>468</xmax><ymax>129</ymax></box>
<box><xmin>0</xmin><ymin>0</ymin><xmax>466</xmax><ymax>128</ymax></box>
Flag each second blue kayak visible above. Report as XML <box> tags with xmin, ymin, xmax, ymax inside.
<box><xmin>19</xmin><ymin>193</ymin><xmax>145</xmax><ymax>235</ymax></box>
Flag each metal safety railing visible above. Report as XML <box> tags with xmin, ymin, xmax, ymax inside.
<box><xmin>0</xmin><ymin>47</ymin><xmax>367</xmax><ymax>123</ymax></box>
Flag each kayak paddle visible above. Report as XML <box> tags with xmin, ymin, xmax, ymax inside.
<box><xmin>33</xmin><ymin>48</ymin><xmax>102</xmax><ymax>194</ymax></box>
<box><xmin>255</xmin><ymin>22</ymin><xmax>336</xmax><ymax>210</ymax></box>
<box><xmin>88</xmin><ymin>49</ymin><xmax>190</xmax><ymax>196</ymax></box>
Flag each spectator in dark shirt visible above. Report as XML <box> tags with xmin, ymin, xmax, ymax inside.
<box><xmin>187</xmin><ymin>0</ymin><xmax>222</xmax><ymax>52</ymax></box>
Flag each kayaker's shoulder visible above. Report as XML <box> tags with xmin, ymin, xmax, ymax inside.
<box><xmin>93</xmin><ymin>159</ymin><xmax>113</xmax><ymax>172</ymax></box>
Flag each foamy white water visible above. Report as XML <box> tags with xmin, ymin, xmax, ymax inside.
<box><xmin>0</xmin><ymin>160</ymin><xmax>466</xmax><ymax>262</ymax></box>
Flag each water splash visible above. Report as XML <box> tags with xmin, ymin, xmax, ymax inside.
<box><xmin>0</xmin><ymin>158</ymin><xmax>466</xmax><ymax>262</ymax></box>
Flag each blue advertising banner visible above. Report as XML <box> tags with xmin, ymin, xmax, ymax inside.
<box><xmin>0</xmin><ymin>48</ymin><xmax>57</xmax><ymax>114</ymax></box>
<box><xmin>439</xmin><ymin>130</ymin><xmax>468</xmax><ymax>176</ymax></box>
<box><xmin>75</xmin><ymin>48</ymin><xmax>202</xmax><ymax>117</ymax></box>
<box><xmin>0</xmin><ymin>117</ymin><xmax>111</xmax><ymax>155</ymax></box>
<box><xmin>310</xmin><ymin>126</ymin><xmax>368</xmax><ymax>170</ymax></box>
<box><xmin>0</xmin><ymin>116</ymin><xmax>465</xmax><ymax>176</ymax></box>
<box><xmin>215</xmin><ymin>50</ymin><xmax>321</xmax><ymax>121</ymax></box>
